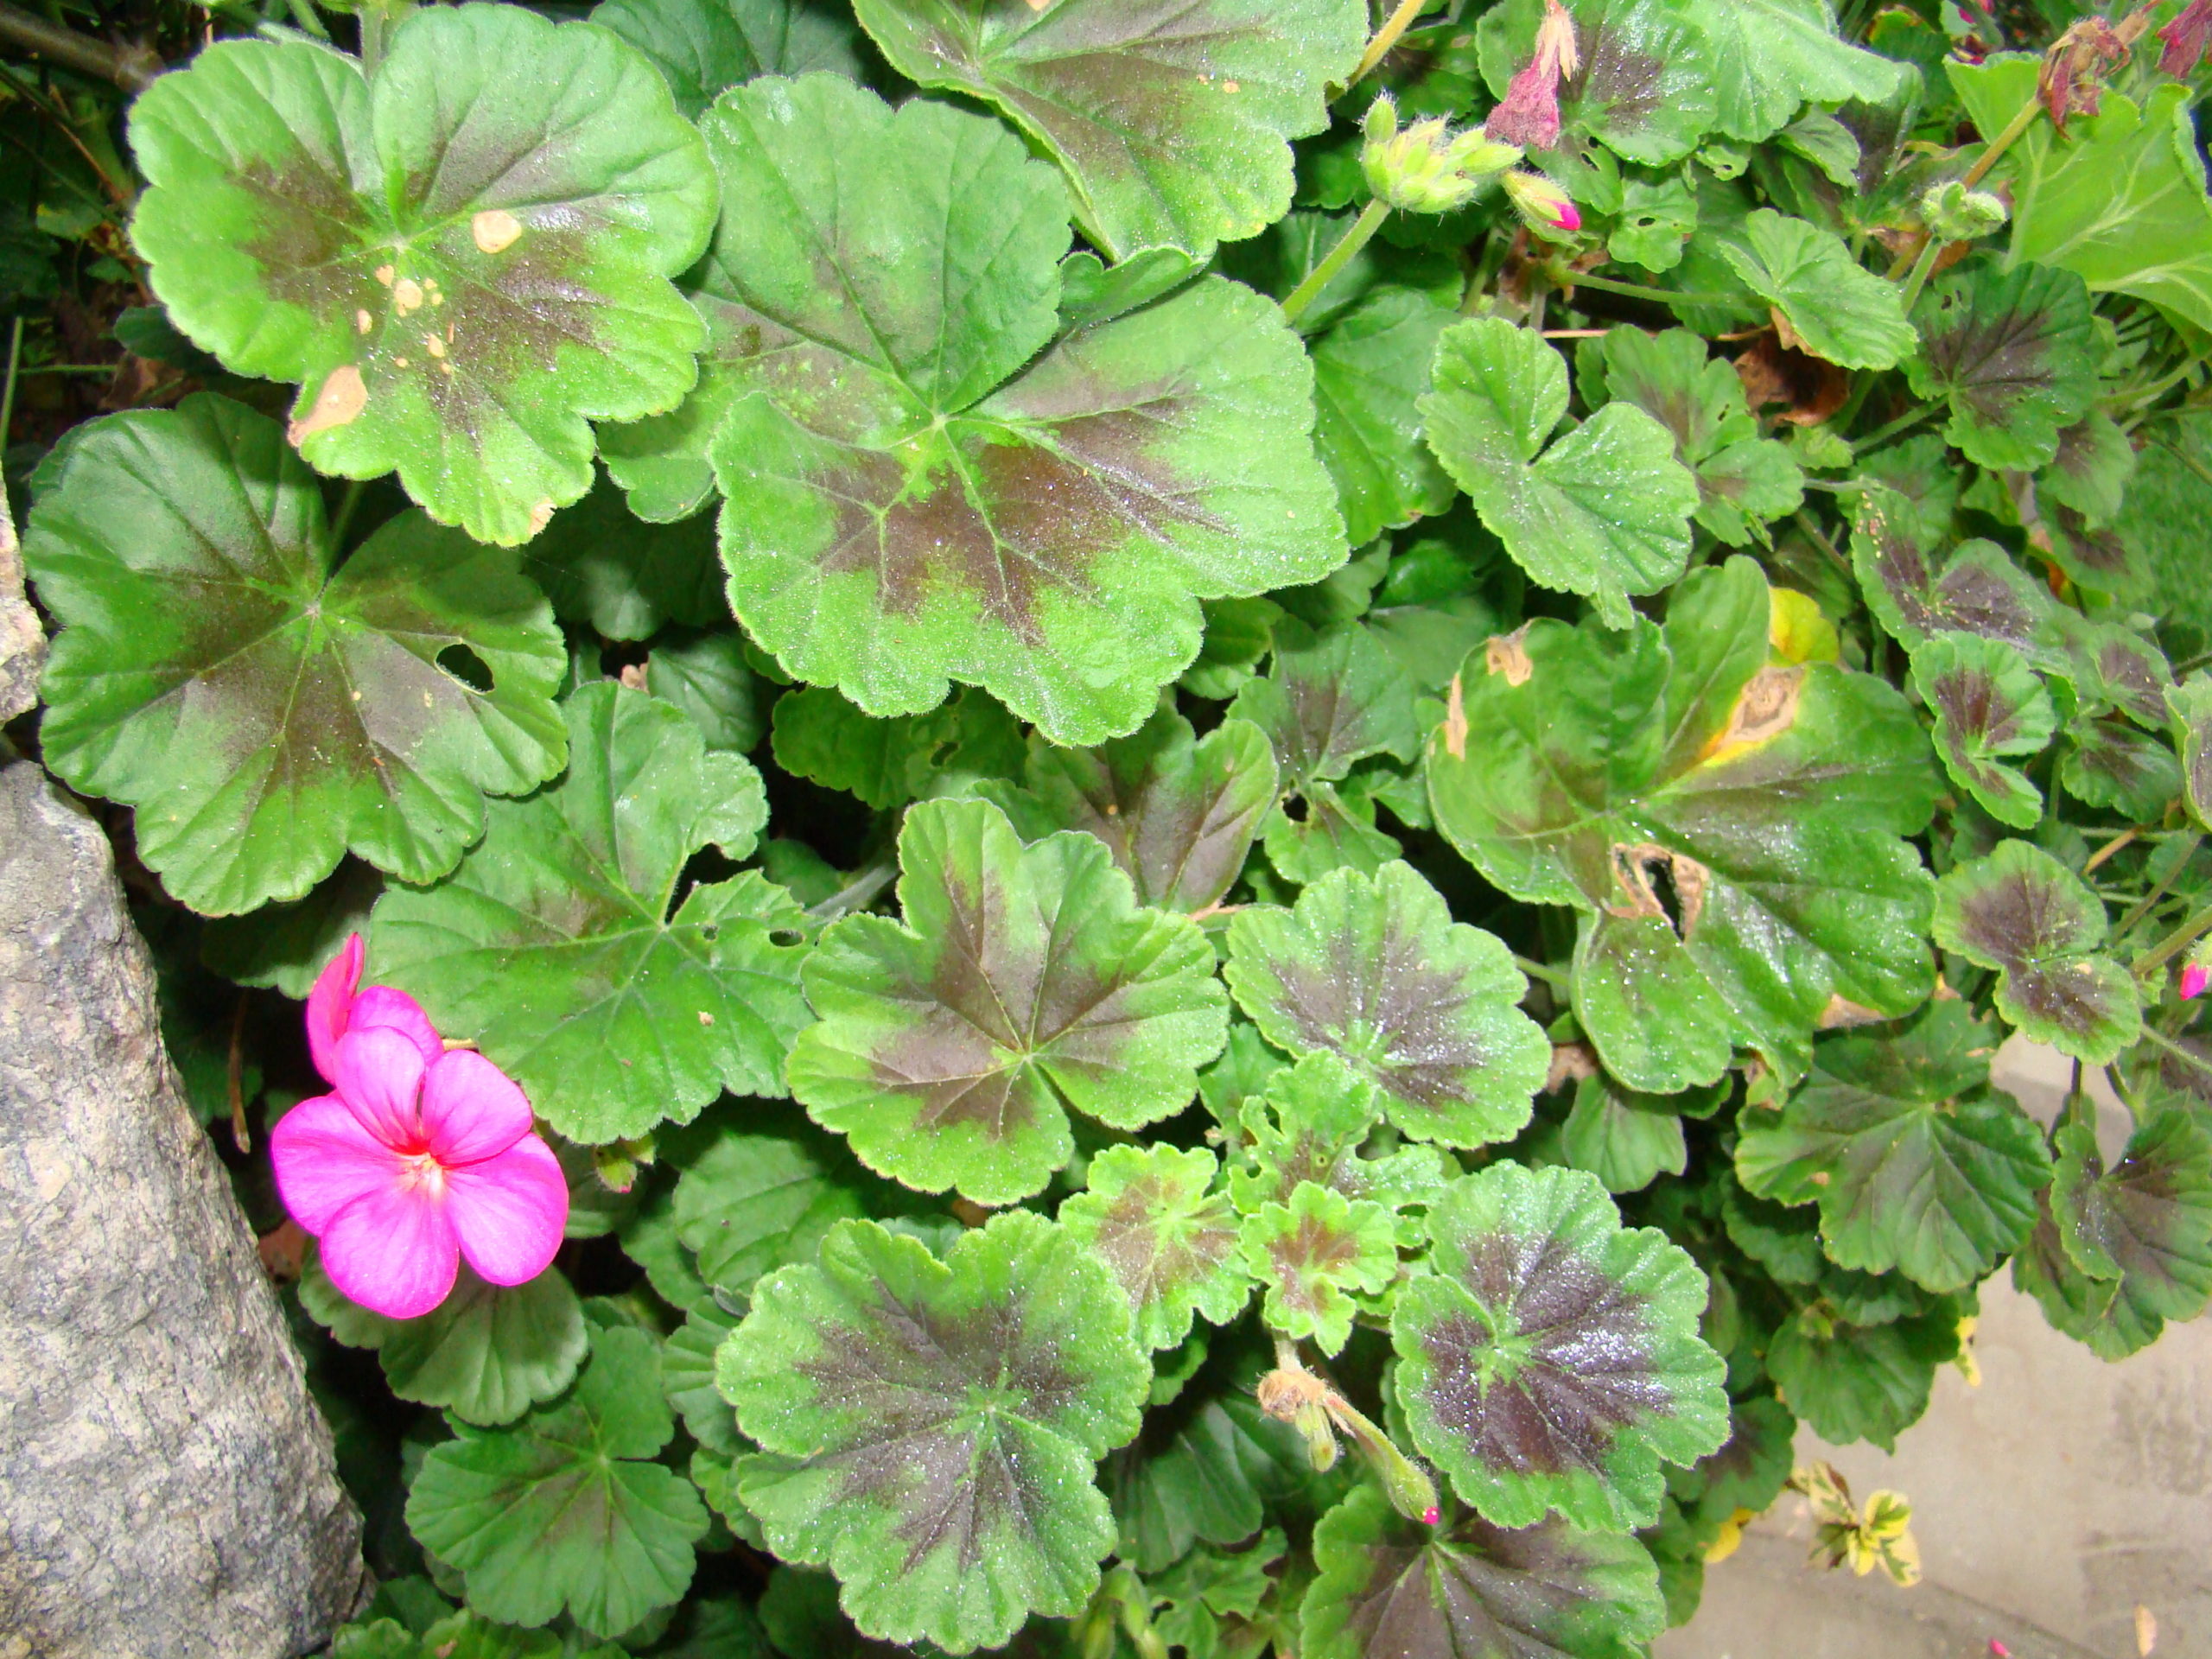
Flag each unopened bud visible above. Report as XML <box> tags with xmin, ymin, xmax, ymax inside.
<box><xmin>1362</xmin><ymin>94</ymin><xmax>1522</xmax><ymax>216</ymax></box>
<box><xmin>2183</xmin><ymin>943</ymin><xmax>2211</xmax><ymax>1001</ymax></box>
<box><xmin>1501</xmin><ymin>169</ymin><xmax>1581</xmax><ymax>236</ymax></box>
<box><xmin>1917</xmin><ymin>180</ymin><xmax>2007</xmax><ymax>244</ymax></box>
<box><xmin>1323</xmin><ymin>1395</ymin><xmax>1440</xmax><ymax>1524</ymax></box>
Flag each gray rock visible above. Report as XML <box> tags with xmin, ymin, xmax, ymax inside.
<box><xmin>0</xmin><ymin>486</ymin><xmax>41</xmax><ymax>726</ymax></box>
<box><xmin>0</xmin><ymin>759</ymin><xmax>364</xmax><ymax>1657</ymax></box>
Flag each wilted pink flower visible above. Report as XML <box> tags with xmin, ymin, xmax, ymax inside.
<box><xmin>273</xmin><ymin>1023</ymin><xmax>566</xmax><ymax>1319</ymax></box>
<box><xmin>1486</xmin><ymin>0</ymin><xmax>1579</xmax><ymax>150</ymax></box>
<box><xmin>2161</xmin><ymin>0</ymin><xmax>2212</xmax><ymax>78</ymax></box>
<box><xmin>2183</xmin><ymin>962</ymin><xmax>2209</xmax><ymax>1001</ymax></box>
<box><xmin>1502</xmin><ymin>169</ymin><xmax>1581</xmax><ymax>234</ymax></box>
<box><xmin>306</xmin><ymin>932</ymin><xmax>441</xmax><ymax>1086</ymax></box>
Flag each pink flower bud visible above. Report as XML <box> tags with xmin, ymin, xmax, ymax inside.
<box><xmin>2183</xmin><ymin>963</ymin><xmax>2208</xmax><ymax>1001</ymax></box>
<box><xmin>1502</xmin><ymin>170</ymin><xmax>1580</xmax><ymax>235</ymax></box>
<box><xmin>1989</xmin><ymin>1643</ymin><xmax>2011</xmax><ymax>1658</ymax></box>
<box><xmin>1421</xmin><ymin>1505</ymin><xmax>1441</xmax><ymax>1527</ymax></box>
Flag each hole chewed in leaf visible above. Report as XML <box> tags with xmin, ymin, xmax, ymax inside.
<box><xmin>1605</xmin><ymin>842</ymin><xmax>1707</xmax><ymax>936</ymax></box>
<box><xmin>435</xmin><ymin>641</ymin><xmax>494</xmax><ymax>694</ymax></box>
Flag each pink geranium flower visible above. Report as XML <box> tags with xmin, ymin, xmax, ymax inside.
<box><xmin>305</xmin><ymin>931</ymin><xmax>442</xmax><ymax>1084</ymax></box>
<box><xmin>273</xmin><ymin>944</ymin><xmax>566</xmax><ymax>1319</ymax></box>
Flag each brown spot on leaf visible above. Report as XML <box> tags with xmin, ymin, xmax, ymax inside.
<box><xmin>1735</xmin><ymin>331</ymin><xmax>1849</xmax><ymax>426</ymax></box>
<box><xmin>1817</xmin><ymin>994</ymin><xmax>1887</xmax><ymax>1030</ymax></box>
<box><xmin>1486</xmin><ymin>626</ymin><xmax>1534</xmax><ymax>687</ymax></box>
<box><xmin>289</xmin><ymin>365</ymin><xmax>367</xmax><ymax>444</ymax></box>
<box><xmin>1701</xmin><ymin>665</ymin><xmax>1803</xmax><ymax>765</ymax></box>
<box><xmin>472</xmin><ymin>207</ymin><xmax>524</xmax><ymax>254</ymax></box>
<box><xmin>1443</xmin><ymin>673</ymin><xmax>1468</xmax><ymax>759</ymax></box>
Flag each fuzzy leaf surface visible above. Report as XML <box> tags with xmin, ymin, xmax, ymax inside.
<box><xmin>24</xmin><ymin>397</ymin><xmax>566</xmax><ymax>914</ymax></box>
<box><xmin>1715</xmin><ymin>211</ymin><xmax>1916</xmax><ymax>371</ymax></box>
<box><xmin>1849</xmin><ymin>489</ymin><xmax>2056</xmax><ymax>658</ymax></box>
<box><xmin>674</xmin><ymin>1130</ymin><xmax>868</xmax><ymax>1298</ymax></box>
<box><xmin>1238</xmin><ymin>1180</ymin><xmax>1396</xmax><ymax>1355</ymax></box>
<box><xmin>1764</xmin><ymin>1310</ymin><xmax>1954</xmax><ymax>1452</ymax></box>
<box><xmin>1394</xmin><ymin>1162</ymin><xmax>1729</xmax><ymax>1531</ymax></box>
<box><xmin>1429</xmin><ymin>556</ymin><xmax>1940</xmax><ymax>1093</ymax></box>
<box><xmin>1691</xmin><ymin>0</ymin><xmax>1908</xmax><ymax>143</ymax></box>
<box><xmin>128</xmin><ymin>6</ymin><xmax>716</xmax><ymax>543</ymax></box>
<box><xmin>700</xmin><ymin>75</ymin><xmax>1344</xmax><ymax>744</ymax></box>
<box><xmin>1905</xmin><ymin>259</ymin><xmax>2098</xmax><ymax>472</ymax></box>
<box><xmin>717</xmin><ymin>1213</ymin><xmax>1149</xmax><ymax>1652</ymax></box>
<box><xmin>2052</xmin><ymin>1110</ymin><xmax>2212</xmax><ymax>1323</ymax></box>
<box><xmin>1310</xmin><ymin>286</ymin><xmax>1460</xmax><ymax>547</ymax></box>
<box><xmin>850</xmin><ymin>0</ymin><xmax>1364</xmax><ymax>260</ymax></box>
<box><xmin>788</xmin><ymin>798</ymin><xmax>1229</xmax><ymax>1204</ymax></box>
<box><xmin>1225</xmin><ymin>861</ymin><xmax>1549</xmax><ymax>1148</ymax></box>
<box><xmin>1230</xmin><ymin>1050</ymin><xmax>1452</xmax><ymax>1240</ymax></box>
<box><xmin>1421</xmin><ymin>317</ymin><xmax>1697</xmax><ymax>628</ymax></box>
<box><xmin>371</xmin><ymin>683</ymin><xmax>807</xmax><ymax>1143</ymax></box>
<box><xmin>1910</xmin><ymin>632</ymin><xmax>2056</xmax><ymax>830</ymax></box>
<box><xmin>1059</xmin><ymin>1144</ymin><xmax>1249</xmax><ymax>1351</ymax></box>
<box><xmin>1477</xmin><ymin>0</ymin><xmax>1719</xmax><ymax>167</ymax></box>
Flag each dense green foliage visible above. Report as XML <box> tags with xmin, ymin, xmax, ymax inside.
<box><xmin>14</xmin><ymin>0</ymin><xmax>2212</xmax><ymax>1653</ymax></box>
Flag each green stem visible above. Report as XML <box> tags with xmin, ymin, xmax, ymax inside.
<box><xmin>283</xmin><ymin>0</ymin><xmax>330</xmax><ymax>39</ymax></box>
<box><xmin>1349</xmin><ymin>0</ymin><xmax>1428</xmax><ymax>86</ymax></box>
<box><xmin>1</xmin><ymin>316</ymin><xmax>24</xmax><ymax>456</ymax></box>
<box><xmin>2137</xmin><ymin>1022</ymin><xmax>2212</xmax><ymax>1081</ymax></box>
<box><xmin>1281</xmin><ymin>198</ymin><xmax>1391</xmax><ymax>326</ymax></box>
<box><xmin>328</xmin><ymin>479</ymin><xmax>366</xmax><ymax>548</ymax></box>
<box><xmin>1513</xmin><ymin>954</ymin><xmax>1567</xmax><ymax>991</ymax></box>
<box><xmin>1853</xmin><ymin>402</ymin><xmax>1936</xmax><ymax>456</ymax></box>
<box><xmin>1961</xmin><ymin>93</ymin><xmax>2044</xmax><ymax>191</ymax></box>
<box><xmin>0</xmin><ymin>0</ymin><xmax>157</xmax><ymax>91</ymax></box>
<box><xmin>1896</xmin><ymin>234</ymin><xmax>1944</xmax><ymax>314</ymax></box>
<box><xmin>15</xmin><ymin>363</ymin><xmax>118</xmax><ymax>375</ymax></box>
<box><xmin>2133</xmin><ymin>897</ymin><xmax>2212</xmax><ymax>978</ymax></box>
<box><xmin>2116</xmin><ymin>833</ymin><xmax>2203</xmax><ymax>951</ymax></box>
<box><xmin>1791</xmin><ymin>509</ymin><xmax>1850</xmax><ymax>573</ymax></box>
<box><xmin>1560</xmin><ymin>270</ymin><xmax>1741</xmax><ymax>309</ymax></box>
<box><xmin>807</xmin><ymin>857</ymin><xmax>898</xmax><ymax>923</ymax></box>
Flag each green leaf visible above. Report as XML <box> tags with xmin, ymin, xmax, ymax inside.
<box><xmin>1057</xmin><ymin>246</ymin><xmax>1206</xmax><ymax>332</ymax></box>
<box><xmin>1909</xmin><ymin>632</ymin><xmax>2056</xmax><ymax>830</ymax></box>
<box><xmin>1693</xmin><ymin>0</ymin><xmax>1909</xmax><ymax>143</ymax></box>
<box><xmin>787</xmin><ymin>798</ymin><xmax>1229</xmax><ymax>1205</ymax></box>
<box><xmin>524</xmin><ymin>475</ymin><xmax>725</xmax><ymax>643</ymax></box>
<box><xmin>1581</xmin><ymin>327</ymin><xmax>1803</xmax><ymax>548</ymax></box>
<box><xmin>1238</xmin><ymin>1179</ymin><xmax>1397</xmax><ymax>1356</ymax></box>
<box><xmin>1609</xmin><ymin>175</ymin><xmax>1699</xmax><ymax>273</ymax></box>
<box><xmin>1560</xmin><ymin>1072</ymin><xmax>1695</xmax><ymax>1195</ymax></box>
<box><xmin>371</xmin><ymin>683</ymin><xmax>810</xmax><ymax>1143</ymax></box>
<box><xmin>1059</xmin><ymin>1143</ymin><xmax>1251</xmax><ymax>1351</ymax></box>
<box><xmin>1309</xmin><ymin>287</ymin><xmax>1460</xmax><ymax>547</ymax></box>
<box><xmin>647</xmin><ymin>631</ymin><xmax>765</xmax><ymax>754</ymax></box>
<box><xmin>201</xmin><ymin>859</ymin><xmax>380</xmax><ymax>998</ymax></box>
<box><xmin>1224</xmin><ymin>861</ymin><xmax>1551</xmax><ymax>1148</ymax></box>
<box><xmin>2059</xmin><ymin>717</ymin><xmax>2182</xmax><ymax>822</ymax></box>
<box><xmin>2053</xmin><ymin>1109</ymin><xmax>2212</xmax><ymax>1321</ymax></box>
<box><xmin>407</xmin><ymin>1324</ymin><xmax>710</xmax><ymax>1637</ymax></box>
<box><xmin>1478</xmin><ymin>0</ymin><xmax>1719</xmax><ymax>167</ymax></box>
<box><xmin>849</xmin><ymin>0</ymin><xmax>1365</xmax><ymax>261</ymax></box>
<box><xmin>2039</xmin><ymin>412</ymin><xmax>2136</xmax><ymax>529</ymax></box>
<box><xmin>1949</xmin><ymin>57</ymin><xmax>2212</xmax><ymax>334</ymax></box>
<box><xmin>771</xmin><ymin>685</ymin><xmax>1022</xmax><ymax>814</ymax></box>
<box><xmin>1734</xmin><ymin>1002</ymin><xmax>2051</xmax><ymax>1293</ymax></box>
<box><xmin>302</xmin><ymin>1251</ymin><xmax>588</xmax><ymax>1427</ymax></box>
<box><xmin>1394</xmin><ymin>1161</ymin><xmax>1729</xmax><ymax>1531</ymax></box>
<box><xmin>1421</xmin><ymin>317</ymin><xmax>1697</xmax><ymax>628</ymax></box>
<box><xmin>24</xmin><ymin>396</ymin><xmax>566</xmax><ymax>915</ymax></box>
<box><xmin>664</xmin><ymin>1300</ymin><xmax>745</xmax><ymax>1453</ymax></box>
<box><xmin>1764</xmin><ymin>1307</ymin><xmax>1955</xmax><ymax>1451</ymax></box>
<box><xmin>674</xmin><ymin>1130</ymin><xmax>868</xmax><ymax>1300</ymax></box>
<box><xmin>1848</xmin><ymin>488</ymin><xmax>2056</xmax><ymax>658</ymax></box>
<box><xmin>986</xmin><ymin>706</ymin><xmax>1276</xmax><ymax>915</ymax></box>
<box><xmin>1229</xmin><ymin>617</ymin><xmax>1419</xmax><ymax>883</ymax></box>
<box><xmin>592</xmin><ymin>0</ymin><xmax>860</xmax><ymax>119</ymax></box>
<box><xmin>1714</xmin><ymin>210</ymin><xmax>1915</xmax><ymax>371</ymax></box>
<box><xmin>128</xmin><ymin>6</ymin><xmax>717</xmax><ymax>545</ymax></box>
<box><xmin>700</xmin><ymin>76</ymin><xmax>1345</xmax><ymax>744</ymax></box>
<box><xmin>718</xmin><ymin>1212</ymin><xmax>1149</xmax><ymax>1652</ymax></box>
<box><xmin>1229</xmin><ymin>1050</ymin><xmax>1452</xmax><ymax>1241</ymax></box>
<box><xmin>1429</xmin><ymin>556</ymin><xmax>1940</xmax><ymax>1093</ymax></box>
<box><xmin>1930</xmin><ymin>839</ymin><xmax>2141</xmax><ymax>1065</ymax></box>
<box><xmin>2172</xmin><ymin>674</ymin><xmax>2212</xmax><ymax>830</ymax></box>
<box><xmin>1904</xmin><ymin>259</ymin><xmax>2098</xmax><ymax>472</ymax></box>
<box><xmin>1300</xmin><ymin>1483</ymin><xmax>1666</xmax><ymax>1659</ymax></box>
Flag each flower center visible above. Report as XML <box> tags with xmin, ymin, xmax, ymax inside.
<box><xmin>398</xmin><ymin>1151</ymin><xmax>448</xmax><ymax>1198</ymax></box>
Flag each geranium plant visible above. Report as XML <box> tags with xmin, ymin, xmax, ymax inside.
<box><xmin>13</xmin><ymin>0</ymin><xmax>2212</xmax><ymax>1652</ymax></box>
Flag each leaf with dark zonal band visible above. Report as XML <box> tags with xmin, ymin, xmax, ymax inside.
<box><xmin>984</xmin><ymin>706</ymin><xmax>1277</xmax><ymax>915</ymax></box>
<box><xmin>2168</xmin><ymin>673</ymin><xmax>2212</xmax><ymax>830</ymax></box>
<box><xmin>1429</xmin><ymin>556</ymin><xmax>1941</xmax><ymax>1095</ymax></box>
<box><xmin>1060</xmin><ymin>1144</ymin><xmax>1251</xmax><ymax>1351</ymax></box>
<box><xmin>2060</xmin><ymin>717</ymin><xmax>2182</xmax><ymax>822</ymax></box>
<box><xmin>1909</xmin><ymin>632</ymin><xmax>2056</xmax><ymax>830</ymax></box>
<box><xmin>1849</xmin><ymin>487</ymin><xmax>2058</xmax><ymax>659</ymax></box>
<box><xmin>1229</xmin><ymin>1050</ymin><xmax>1452</xmax><ymax>1242</ymax></box>
<box><xmin>1309</xmin><ymin>286</ymin><xmax>1461</xmax><ymax>547</ymax></box>
<box><xmin>1230</xmin><ymin>618</ymin><xmax>1421</xmax><ymax>884</ymax></box>
<box><xmin>1904</xmin><ymin>259</ymin><xmax>2098</xmax><ymax>472</ymax></box>
<box><xmin>849</xmin><ymin>0</ymin><xmax>1365</xmax><ymax>261</ymax></box>
<box><xmin>1579</xmin><ymin>327</ymin><xmax>1802</xmax><ymax>549</ymax></box>
<box><xmin>1714</xmin><ymin>211</ymin><xmax>1916</xmax><ymax>371</ymax></box>
<box><xmin>371</xmin><ymin>683</ymin><xmax>810</xmax><ymax>1144</ymax></box>
<box><xmin>1765</xmin><ymin>1306</ymin><xmax>1955</xmax><ymax>1451</ymax></box>
<box><xmin>408</xmin><ymin>1324</ymin><xmax>710</xmax><ymax>1637</ymax></box>
<box><xmin>24</xmin><ymin>396</ymin><xmax>567</xmax><ymax>915</ymax></box>
<box><xmin>674</xmin><ymin>1129</ymin><xmax>868</xmax><ymax>1300</ymax></box>
<box><xmin>716</xmin><ymin>1212</ymin><xmax>1150</xmax><ymax>1653</ymax></box>
<box><xmin>301</xmin><ymin>1249</ymin><xmax>588</xmax><ymax>1427</ymax></box>
<box><xmin>1394</xmin><ymin>1161</ymin><xmax>1729</xmax><ymax>1531</ymax></box>
<box><xmin>1735</xmin><ymin>1001</ymin><xmax>2051</xmax><ymax>1294</ymax></box>
<box><xmin>594</xmin><ymin>0</ymin><xmax>861</xmax><ymax>119</ymax></box>
<box><xmin>698</xmin><ymin>75</ymin><xmax>1345</xmax><ymax>745</ymax></box>
<box><xmin>1476</xmin><ymin>0</ymin><xmax>1720</xmax><ymax>167</ymax></box>
<box><xmin>1238</xmin><ymin>1180</ymin><xmax>1397</xmax><ymax>1355</ymax></box>
<box><xmin>786</xmin><ymin>798</ymin><xmax>1229</xmax><ymax>1205</ymax></box>
<box><xmin>1421</xmin><ymin>317</ymin><xmax>1698</xmax><ymax>628</ymax></box>
<box><xmin>1930</xmin><ymin>839</ymin><xmax>2140</xmax><ymax>1065</ymax></box>
<box><xmin>1224</xmin><ymin>861</ymin><xmax>1550</xmax><ymax>1148</ymax></box>
<box><xmin>128</xmin><ymin>5</ymin><xmax>717</xmax><ymax>545</ymax></box>
<box><xmin>1300</xmin><ymin>1483</ymin><xmax>1667</xmax><ymax>1659</ymax></box>
<box><xmin>2040</xmin><ymin>412</ymin><xmax>2136</xmax><ymax>529</ymax></box>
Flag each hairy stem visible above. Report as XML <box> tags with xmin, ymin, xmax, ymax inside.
<box><xmin>1560</xmin><ymin>270</ymin><xmax>1741</xmax><ymax>309</ymax></box>
<box><xmin>1350</xmin><ymin>0</ymin><xmax>1429</xmax><ymax>86</ymax></box>
<box><xmin>0</xmin><ymin>0</ymin><xmax>158</xmax><ymax>90</ymax></box>
<box><xmin>1281</xmin><ymin>198</ymin><xmax>1391</xmax><ymax>326</ymax></box>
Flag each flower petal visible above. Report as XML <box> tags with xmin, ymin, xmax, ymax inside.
<box><xmin>349</xmin><ymin>985</ymin><xmax>444</xmax><ymax>1070</ymax></box>
<box><xmin>334</xmin><ymin>1026</ymin><xmax>429</xmax><ymax>1146</ymax></box>
<box><xmin>446</xmin><ymin>1135</ymin><xmax>568</xmax><ymax>1287</ymax></box>
<box><xmin>270</xmin><ymin>1092</ymin><xmax>405</xmax><ymax>1235</ymax></box>
<box><xmin>305</xmin><ymin>933</ymin><xmax>365</xmax><ymax>1085</ymax></box>
<box><xmin>419</xmin><ymin>1048</ymin><xmax>532</xmax><ymax>1166</ymax></box>
<box><xmin>321</xmin><ymin>1179</ymin><xmax>461</xmax><ymax>1319</ymax></box>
